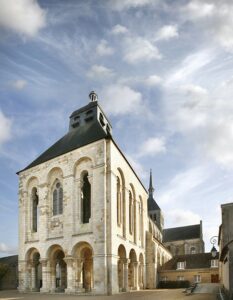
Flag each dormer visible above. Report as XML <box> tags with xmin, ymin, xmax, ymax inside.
<box><xmin>69</xmin><ymin>91</ymin><xmax>112</xmax><ymax>136</ymax></box>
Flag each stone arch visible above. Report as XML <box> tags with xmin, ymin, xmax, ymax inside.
<box><xmin>72</xmin><ymin>242</ymin><xmax>93</xmax><ymax>292</ymax></box>
<box><xmin>128</xmin><ymin>249</ymin><xmax>137</xmax><ymax>290</ymax></box>
<box><xmin>25</xmin><ymin>247</ymin><xmax>42</xmax><ymax>291</ymax></box>
<box><xmin>26</xmin><ymin>176</ymin><xmax>39</xmax><ymax>190</ymax></box>
<box><xmin>47</xmin><ymin>244</ymin><xmax>67</xmax><ymax>292</ymax></box>
<box><xmin>138</xmin><ymin>253</ymin><xmax>144</xmax><ymax>289</ymax></box>
<box><xmin>73</xmin><ymin>157</ymin><xmax>93</xmax><ymax>226</ymax></box>
<box><xmin>117</xmin><ymin>168</ymin><xmax>126</xmax><ymax>237</ymax></box>
<box><xmin>26</xmin><ymin>178</ymin><xmax>39</xmax><ymax>235</ymax></box>
<box><xmin>117</xmin><ymin>244</ymin><xmax>126</xmax><ymax>291</ymax></box>
<box><xmin>47</xmin><ymin>167</ymin><xmax>63</xmax><ymax>184</ymax></box>
<box><xmin>47</xmin><ymin>168</ymin><xmax>64</xmax><ymax>217</ymax></box>
<box><xmin>73</xmin><ymin>156</ymin><xmax>93</xmax><ymax>176</ymax></box>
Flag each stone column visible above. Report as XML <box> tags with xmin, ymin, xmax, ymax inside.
<box><xmin>74</xmin><ymin>259</ymin><xmax>84</xmax><ymax>292</ymax></box>
<box><xmin>64</xmin><ymin>257</ymin><xmax>74</xmax><ymax>294</ymax></box>
<box><xmin>40</xmin><ymin>259</ymin><xmax>49</xmax><ymax>293</ymax></box>
<box><xmin>18</xmin><ymin>260</ymin><xmax>29</xmax><ymax>292</ymax></box>
<box><xmin>50</xmin><ymin>263</ymin><xmax>56</xmax><ymax>292</ymax></box>
<box><xmin>123</xmin><ymin>259</ymin><xmax>129</xmax><ymax>292</ymax></box>
<box><xmin>133</xmin><ymin>262</ymin><xmax>139</xmax><ymax>290</ymax></box>
<box><xmin>31</xmin><ymin>262</ymin><xmax>37</xmax><ymax>291</ymax></box>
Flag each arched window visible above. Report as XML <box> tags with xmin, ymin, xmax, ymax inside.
<box><xmin>81</xmin><ymin>172</ymin><xmax>91</xmax><ymax>223</ymax></box>
<box><xmin>129</xmin><ymin>191</ymin><xmax>133</xmax><ymax>234</ymax></box>
<box><xmin>53</xmin><ymin>180</ymin><xmax>63</xmax><ymax>215</ymax></box>
<box><xmin>32</xmin><ymin>188</ymin><xmax>39</xmax><ymax>232</ymax></box>
<box><xmin>117</xmin><ymin>177</ymin><xmax>121</xmax><ymax>226</ymax></box>
<box><xmin>190</xmin><ymin>246</ymin><xmax>196</xmax><ymax>254</ymax></box>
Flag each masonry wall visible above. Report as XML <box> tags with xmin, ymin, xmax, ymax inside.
<box><xmin>159</xmin><ymin>268</ymin><xmax>219</xmax><ymax>284</ymax></box>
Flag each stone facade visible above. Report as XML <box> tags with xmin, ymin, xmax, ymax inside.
<box><xmin>159</xmin><ymin>253</ymin><xmax>219</xmax><ymax>284</ymax></box>
<box><xmin>18</xmin><ymin>97</ymin><xmax>171</xmax><ymax>295</ymax></box>
<box><xmin>163</xmin><ymin>222</ymin><xmax>205</xmax><ymax>256</ymax></box>
<box><xmin>219</xmin><ymin>202</ymin><xmax>233</xmax><ymax>299</ymax></box>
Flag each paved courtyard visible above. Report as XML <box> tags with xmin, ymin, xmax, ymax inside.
<box><xmin>0</xmin><ymin>290</ymin><xmax>217</xmax><ymax>300</ymax></box>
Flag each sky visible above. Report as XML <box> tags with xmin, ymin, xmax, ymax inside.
<box><xmin>1</xmin><ymin>0</ymin><xmax>233</xmax><ymax>257</ymax></box>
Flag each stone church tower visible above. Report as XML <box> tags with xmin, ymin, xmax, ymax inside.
<box><xmin>17</xmin><ymin>92</ymin><xmax>171</xmax><ymax>295</ymax></box>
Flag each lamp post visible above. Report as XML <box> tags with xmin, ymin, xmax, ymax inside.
<box><xmin>210</xmin><ymin>236</ymin><xmax>218</xmax><ymax>258</ymax></box>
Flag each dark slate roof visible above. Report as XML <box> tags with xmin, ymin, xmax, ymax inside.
<box><xmin>18</xmin><ymin>118</ymin><xmax>109</xmax><ymax>173</ymax></box>
<box><xmin>160</xmin><ymin>252</ymin><xmax>219</xmax><ymax>270</ymax></box>
<box><xmin>0</xmin><ymin>255</ymin><xmax>18</xmax><ymax>266</ymax></box>
<box><xmin>163</xmin><ymin>224</ymin><xmax>201</xmax><ymax>242</ymax></box>
<box><xmin>148</xmin><ymin>197</ymin><xmax>161</xmax><ymax>211</ymax></box>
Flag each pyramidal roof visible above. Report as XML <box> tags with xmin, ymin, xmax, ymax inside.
<box><xmin>18</xmin><ymin>95</ymin><xmax>111</xmax><ymax>173</ymax></box>
<box><xmin>147</xmin><ymin>169</ymin><xmax>161</xmax><ymax>211</ymax></box>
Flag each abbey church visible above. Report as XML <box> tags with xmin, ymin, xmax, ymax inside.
<box><xmin>17</xmin><ymin>92</ymin><xmax>205</xmax><ymax>295</ymax></box>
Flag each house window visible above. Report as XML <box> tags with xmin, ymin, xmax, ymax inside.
<box><xmin>190</xmin><ymin>247</ymin><xmax>196</xmax><ymax>254</ymax></box>
<box><xmin>211</xmin><ymin>259</ymin><xmax>219</xmax><ymax>268</ymax></box>
<box><xmin>53</xmin><ymin>181</ymin><xmax>63</xmax><ymax>215</ymax></box>
<box><xmin>32</xmin><ymin>188</ymin><xmax>39</xmax><ymax>232</ymax></box>
<box><xmin>194</xmin><ymin>275</ymin><xmax>201</xmax><ymax>283</ymax></box>
<box><xmin>177</xmin><ymin>262</ymin><xmax>185</xmax><ymax>270</ymax></box>
<box><xmin>81</xmin><ymin>172</ymin><xmax>91</xmax><ymax>223</ymax></box>
<box><xmin>161</xmin><ymin>276</ymin><xmax>168</xmax><ymax>282</ymax></box>
<box><xmin>177</xmin><ymin>276</ymin><xmax>184</xmax><ymax>281</ymax></box>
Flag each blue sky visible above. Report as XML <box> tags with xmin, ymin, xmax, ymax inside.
<box><xmin>1</xmin><ymin>0</ymin><xmax>233</xmax><ymax>256</ymax></box>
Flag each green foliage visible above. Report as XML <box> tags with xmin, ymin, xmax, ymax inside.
<box><xmin>158</xmin><ymin>280</ymin><xmax>190</xmax><ymax>289</ymax></box>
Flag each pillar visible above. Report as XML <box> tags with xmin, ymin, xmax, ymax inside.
<box><xmin>50</xmin><ymin>264</ymin><xmax>56</xmax><ymax>292</ymax></box>
<box><xmin>64</xmin><ymin>257</ymin><xmax>74</xmax><ymax>294</ymax></box>
<box><xmin>31</xmin><ymin>262</ymin><xmax>36</xmax><ymax>291</ymax></box>
<box><xmin>133</xmin><ymin>262</ymin><xmax>139</xmax><ymax>290</ymax></box>
<box><xmin>75</xmin><ymin>258</ymin><xmax>85</xmax><ymax>292</ymax></box>
<box><xmin>40</xmin><ymin>259</ymin><xmax>49</xmax><ymax>293</ymax></box>
<box><xmin>123</xmin><ymin>259</ymin><xmax>129</xmax><ymax>292</ymax></box>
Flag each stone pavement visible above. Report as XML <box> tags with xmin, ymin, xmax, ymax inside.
<box><xmin>0</xmin><ymin>290</ymin><xmax>217</xmax><ymax>300</ymax></box>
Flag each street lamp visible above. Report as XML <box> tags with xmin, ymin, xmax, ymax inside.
<box><xmin>210</xmin><ymin>236</ymin><xmax>218</xmax><ymax>258</ymax></box>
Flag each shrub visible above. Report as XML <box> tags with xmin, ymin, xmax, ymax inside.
<box><xmin>158</xmin><ymin>280</ymin><xmax>190</xmax><ymax>289</ymax></box>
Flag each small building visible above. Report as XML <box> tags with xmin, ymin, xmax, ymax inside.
<box><xmin>0</xmin><ymin>255</ymin><xmax>18</xmax><ymax>290</ymax></box>
<box><xmin>218</xmin><ymin>202</ymin><xmax>233</xmax><ymax>299</ymax></box>
<box><xmin>163</xmin><ymin>222</ymin><xmax>205</xmax><ymax>256</ymax></box>
<box><xmin>159</xmin><ymin>252</ymin><xmax>219</xmax><ymax>285</ymax></box>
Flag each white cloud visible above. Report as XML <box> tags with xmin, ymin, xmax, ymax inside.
<box><xmin>159</xmin><ymin>167</ymin><xmax>209</xmax><ymax>205</ymax></box>
<box><xmin>11</xmin><ymin>79</ymin><xmax>27</xmax><ymax>90</ymax></box>
<box><xmin>155</xmin><ymin>25</ymin><xmax>179</xmax><ymax>41</ymax></box>
<box><xmin>111</xmin><ymin>24</ymin><xmax>128</xmax><ymax>35</ymax></box>
<box><xmin>0</xmin><ymin>242</ymin><xmax>17</xmax><ymax>255</ymax></box>
<box><xmin>181</xmin><ymin>1</ymin><xmax>233</xmax><ymax>52</ymax></box>
<box><xmin>96</xmin><ymin>39</ymin><xmax>114</xmax><ymax>56</ymax></box>
<box><xmin>144</xmin><ymin>75</ymin><xmax>162</xmax><ymax>86</ymax></box>
<box><xmin>182</xmin><ymin>1</ymin><xmax>215</xmax><ymax>20</ymax></box>
<box><xmin>86</xmin><ymin>65</ymin><xmax>114</xmax><ymax>79</ymax></box>
<box><xmin>0</xmin><ymin>111</ymin><xmax>11</xmax><ymax>146</ymax></box>
<box><xmin>166</xmin><ymin>209</ymin><xmax>201</xmax><ymax>227</ymax></box>
<box><xmin>101</xmin><ymin>84</ymin><xmax>144</xmax><ymax>115</ymax></box>
<box><xmin>138</xmin><ymin>137</ymin><xmax>166</xmax><ymax>157</ymax></box>
<box><xmin>166</xmin><ymin>49</ymin><xmax>216</xmax><ymax>84</ymax></box>
<box><xmin>0</xmin><ymin>0</ymin><xmax>46</xmax><ymax>37</ymax></box>
<box><xmin>110</xmin><ymin>0</ymin><xmax>156</xmax><ymax>11</ymax></box>
<box><xmin>123</xmin><ymin>37</ymin><xmax>162</xmax><ymax>64</ymax></box>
